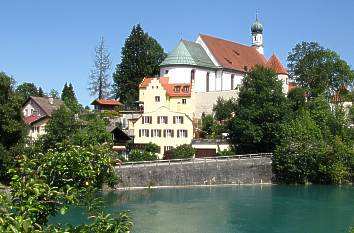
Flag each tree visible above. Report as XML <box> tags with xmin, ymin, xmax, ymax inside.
<box><xmin>15</xmin><ymin>82</ymin><xmax>43</xmax><ymax>101</ymax></box>
<box><xmin>43</xmin><ymin>106</ymin><xmax>79</xmax><ymax>149</ymax></box>
<box><xmin>0</xmin><ymin>72</ymin><xmax>25</xmax><ymax>182</ymax></box>
<box><xmin>227</xmin><ymin>66</ymin><xmax>289</xmax><ymax>153</ymax></box>
<box><xmin>129</xmin><ymin>149</ymin><xmax>156</xmax><ymax>161</ymax></box>
<box><xmin>49</xmin><ymin>88</ymin><xmax>60</xmax><ymax>98</ymax></box>
<box><xmin>213</xmin><ymin>97</ymin><xmax>236</xmax><ymax>122</ymax></box>
<box><xmin>61</xmin><ymin>82</ymin><xmax>80</xmax><ymax>113</ymax></box>
<box><xmin>273</xmin><ymin>110</ymin><xmax>326</xmax><ymax>183</ymax></box>
<box><xmin>113</xmin><ymin>24</ymin><xmax>166</xmax><ymax>106</ymax></box>
<box><xmin>287</xmin><ymin>41</ymin><xmax>354</xmax><ymax>98</ymax></box>
<box><xmin>88</xmin><ymin>37</ymin><xmax>112</xmax><ymax>99</ymax></box>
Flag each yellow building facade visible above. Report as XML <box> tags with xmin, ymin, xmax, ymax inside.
<box><xmin>134</xmin><ymin>77</ymin><xmax>194</xmax><ymax>158</ymax></box>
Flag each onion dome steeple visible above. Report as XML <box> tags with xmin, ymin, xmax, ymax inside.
<box><xmin>251</xmin><ymin>14</ymin><xmax>263</xmax><ymax>34</ymax></box>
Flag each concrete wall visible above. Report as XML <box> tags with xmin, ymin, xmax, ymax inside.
<box><xmin>115</xmin><ymin>157</ymin><xmax>272</xmax><ymax>188</ymax></box>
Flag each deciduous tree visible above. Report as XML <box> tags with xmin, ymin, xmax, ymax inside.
<box><xmin>88</xmin><ymin>37</ymin><xmax>112</xmax><ymax>99</ymax></box>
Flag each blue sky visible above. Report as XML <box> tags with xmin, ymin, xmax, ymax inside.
<box><xmin>1</xmin><ymin>0</ymin><xmax>353</xmax><ymax>106</ymax></box>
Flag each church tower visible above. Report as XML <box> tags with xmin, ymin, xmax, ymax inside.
<box><xmin>251</xmin><ymin>14</ymin><xmax>264</xmax><ymax>55</ymax></box>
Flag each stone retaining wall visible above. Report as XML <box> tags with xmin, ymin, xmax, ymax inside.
<box><xmin>115</xmin><ymin>157</ymin><xmax>272</xmax><ymax>188</ymax></box>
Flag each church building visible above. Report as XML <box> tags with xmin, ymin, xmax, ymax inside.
<box><xmin>159</xmin><ymin>16</ymin><xmax>289</xmax><ymax>118</ymax></box>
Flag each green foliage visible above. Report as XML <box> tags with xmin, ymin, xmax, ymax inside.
<box><xmin>113</xmin><ymin>24</ymin><xmax>166</xmax><ymax>106</ymax></box>
<box><xmin>170</xmin><ymin>144</ymin><xmax>195</xmax><ymax>159</ymax></box>
<box><xmin>39</xmin><ymin>144</ymin><xmax>118</xmax><ymax>189</ymax></box>
<box><xmin>144</xmin><ymin>142</ymin><xmax>159</xmax><ymax>154</ymax></box>
<box><xmin>0</xmin><ymin>72</ymin><xmax>26</xmax><ymax>182</ymax></box>
<box><xmin>287</xmin><ymin>87</ymin><xmax>306</xmax><ymax>113</ymax></box>
<box><xmin>43</xmin><ymin>106</ymin><xmax>79</xmax><ymax>149</ymax></box>
<box><xmin>348</xmin><ymin>227</ymin><xmax>354</xmax><ymax>233</ymax></box>
<box><xmin>128</xmin><ymin>149</ymin><xmax>156</xmax><ymax>161</ymax></box>
<box><xmin>227</xmin><ymin>66</ymin><xmax>289</xmax><ymax>153</ymax></box>
<box><xmin>15</xmin><ymin>82</ymin><xmax>43</xmax><ymax>101</ymax></box>
<box><xmin>48</xmin><ymin>89</ymin><xmax>60</xmax><ymax>99</ymax></box>
<box><xmin>213</xmin><ymin>97</ymin><xmax>236</xmax><ymax>121</ymax></box>
<box><xmin>273</xmin><ymin>111</ymin><xmax>326</xmax><ymax>183</ymax></box>
<box><xmin>61</xmin><ymin>83</ymin><xmax>80</xmax><ymax>113</ymax></box>
<box><xmin>0</xmin><ymin>151</ymin><xmax>131</xmax><ymax>233</ymax></box>
<box><xmin>287</xmin><ymin>41</ymin><xmax>354</xmax><ymax>98</ymax></box>
<box><xmin>201</xmin><ymin>114</ymin><xmax>214</xmax><ymax>138</ymax></box>
<box><xmin>216</xmin><ymin>148</ymin><xmax>235</xmax><ymax>156</ymax></box>
<box><xmin>71</xmin><ymin>115</ymin><xmax>111</xmax><ymax>147</ymax></box>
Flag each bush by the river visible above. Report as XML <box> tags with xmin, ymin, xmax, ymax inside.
<box><xmin>129</xmin><ymin>149</ymin><xmax>157</xmax><ymax>161</ymax></box>
<box><xmin>168</xmin><ymin>144</ymin><xmax>195</xmax><ymax>159</ymax></box>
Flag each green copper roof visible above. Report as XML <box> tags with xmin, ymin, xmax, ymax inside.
<box><xmin>160</xmin><ymin>40</ymin><xmax>216</xmax><ymax>68</ymax></box>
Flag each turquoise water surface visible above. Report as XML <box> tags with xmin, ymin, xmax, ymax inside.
<box><xmin>54</xmin><ymin>185</ymin><xmax>354</xmax><ymax>233</ymax></box>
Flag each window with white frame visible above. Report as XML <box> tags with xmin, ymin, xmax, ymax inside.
<box><xmin>155</xmin><ymin>96</ymin><xmax>160</xmax><ymax>102</ymax></box>
<box><xmin>142</xmin><ymin>116</ymin><xmax>152</xmax><ymax>124</ymax></box>
<box><xmin>151</xmin><ymin>129</ymin><xmax>162</xmax><ymax>138</ymax></box>
<box><xmin>157</xmin><ymin>116</ymin><xmax>168</xmax><ymax>124</ymax></box>
<box><xmin>139</xmin><ymin>129</ymin><xmax>149</xmax><ymax>137</ymax></box>
<box><xmin>177</xmin><ymin>129</ymin><xmax>188</xmax><ymax>138</ymax></box>
<box><xmin>163</xmin><ymin>129</ymin><xmax>174</xmax><ymax>138</ymax></box>
<box><xmin>164</xmin><ymin>146</ymin><xmax>173</xmax><ymax>152</ymax></box>
<box><xmin>173</xmin><ymin>116</ymin><xmax>184</xmax><ymax>124</ymax></box>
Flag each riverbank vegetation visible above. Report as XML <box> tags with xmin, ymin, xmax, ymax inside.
<box><xmin>207</xmin><ymin>42</ymin><xmax>354</xmax><ymax>184</ymax></box>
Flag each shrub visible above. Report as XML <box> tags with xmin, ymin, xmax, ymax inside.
<box><xmin>128</xmin><ymin>149</ymin><xmax>156</xmax><ymax>161</ymax></box>
<box><xmin>170</xmin><ymin>144</ymin><xmax>195</xmax><ymax>159</ymax></box>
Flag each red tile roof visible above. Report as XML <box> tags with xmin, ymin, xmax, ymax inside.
<box><xmin>266</xmin><ymin>53</ymin><xmax>288</xmax><ymax>75</ymax></box>
<box><xmin>91</xmin><ymin>99</ymin><xmax>123</xmax><ymax>106</ymax></box>
<box><xmin>139</xmin><ymin>77</ymin><xmax>191</xmax><ymax>97</ymax></box>
<box><xmin>199</xmin><ymin>34</ymin><xmax>267</xmax><ymax>72</ymax></box>
<box><xmin>139</xmin><ymin>77</ymin><xmax>153</xmax><ymax>88</ymax></box>
<box><xmin>24</xmin><ymin>115</ymin><xmax>46</xmax><ymax>125</ymax></box>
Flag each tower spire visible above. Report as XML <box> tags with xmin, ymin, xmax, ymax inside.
<box><xmin>251</xmin><ymin>12</ymin><xmax>264</xmax><ymax>55</ymax></box>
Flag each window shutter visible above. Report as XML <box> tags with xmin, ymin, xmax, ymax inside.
<box><xmin>139</xmin><ymin>129</ymin><xmax>141</xmax><ymax>137</ymax></box>
<box><xmin>177</xmin><ymin>130</ymin><xmax>180</xmax><ymax>138</ymax></box>
<box><xmin>157</xmin><ymin>116</ymin><xmax>160</xmax><ymax>124</ymax></box>
<box><xmin>173</xmin><ymin>116</ymin><xmax>176</xmax><ymax>124</ymax></box>
<box><xmin>165</xmin><ymin>116</ymin><xmax>168</xmax><ymax>124</ymax></box>
<box><xmin>172</xmin><ymin>130</ymin><xmax>174</xmax><ymax>138</ymax></box>
<box><xmin>142</xmin><ymin>117</ymin><xmax>144</xmax><ymax>124</ymax></box>
<box><xmin>181</xmin><ymin>117</ymin><xmax>184</xmax><ymax>124</ymax></box>
<box><xmin>150</xmin><ymin>116</ymin><xmax>152</xmax><ymax>124</ymax></box>
<box><xmin>185</xmin><ymin>130</ymin><xmax>188</xmax><ymax>138</ymax></box>
<box><xmin>147</xmin><ymin>130</ymin><xmax>149</xmax><ymax>137</ymax></box>
<box><xmin>163</xmin><ymin>130</ymin><xmax>166</xmax><ymax>137</ymax></box>
<box><xmin>159</xmin><ymin>130</ymin><xmax>162</xmax><ymax>137</ymax></box>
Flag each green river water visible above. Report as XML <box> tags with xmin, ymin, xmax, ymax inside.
<box><xmin>52</xmin><ymin>185</ymin><xmax>354</xmax><ymax>233</ymax></box>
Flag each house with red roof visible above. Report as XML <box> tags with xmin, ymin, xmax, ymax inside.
<box><xmin>22</xmin><ymin>96</ymin><xmax>64</xmax><ymax>140</ymax></box>
<box><xmin>91</xmin><ymin>99</ymin><xmax>123</xmax><ymax>111</ymax></box>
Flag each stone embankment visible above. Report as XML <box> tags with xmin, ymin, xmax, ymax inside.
<box><xmin>115</xmin><ymin>154</ymin><xmax>272</xmax><ymax>188</ymax></box>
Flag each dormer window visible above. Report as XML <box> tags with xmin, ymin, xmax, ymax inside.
<box><xmin>173</xmin><ymin>86</ymin><xmax>181</xmax><ymax>93</ymax></box>
<box><xmin>182</xmin><ymin>86</ymin><xmax>189</xmax><ymax>93</ymax></box>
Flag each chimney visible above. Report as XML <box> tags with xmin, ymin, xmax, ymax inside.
<box><xmin>48</xmin><ymin>97</ymin><xmax>54</xmax><ymax>105</ymax></box>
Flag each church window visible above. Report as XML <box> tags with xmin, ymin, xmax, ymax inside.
<box><xmin>190</xmin><ymin>69</ymin><xmax>195</xmax><ymax>83</ymax></box>
<box><xmin>231</xmin><ymin>74</ymin><xmax>235</xmax><ymax>89</ymax></box>
<box><xmin>155</xmin><ymin>96</ymin><xmax>160</xmax><ymax>102</ymax></box>
<box><xmin>206</xmin><ymin>72</ymin><xmax>210</xmax><ymax>92</ymax></box>
<box><xmin>182</xmin><ymin>99</ymin><xmax>186</xmax><ymax>104</ymax></box>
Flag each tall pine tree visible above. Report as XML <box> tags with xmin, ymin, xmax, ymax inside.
<box><xmin>113</xmin><ymin>24</ymin><xmax>166</xmax><ymax>106</ymax></box>
<box><xmin>61</xmin><ymin>83</ymin><xmax>80</xmax><ymax>113</ymax></box>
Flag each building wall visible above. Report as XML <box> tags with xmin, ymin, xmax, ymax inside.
<box><xmin>23</xmin><ymin>100</ymin><xmax>46</xmax><ymax>117</ymax></box>
<box><xmin>133</xmin><ymin>107</ymin><xmax>194</xmax><ymax>158</ymax></box>
<box><xmin>140</xmin><ymin>78</ymin><xmax>168</xmax><ymax>113</ymax></box>
<box><xmin>277</xmin><ymin>74</ymin><xmax>289</xmax><ymax>94</ymax></box>
<box><xmin>27</xmin><ymin>118</ymin><xmax>48</xmax><ymax>140</ymax></box>
<box><xmin>194</xmin><ymin>90</ymin><xmax>239</xmax><ymax>118</ymax></box>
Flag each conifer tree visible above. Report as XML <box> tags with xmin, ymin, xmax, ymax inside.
<box><xmin>61</xmin><ymin>83</ymin><xmax>80</xmax><ymax>113</ymax></box>
<box><xmin>113</xmin><ymin>24</ymin><xmax>166</xmax><ymax>106</ymax></box>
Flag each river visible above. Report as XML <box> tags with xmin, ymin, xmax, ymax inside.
<box><xmin>53</xmin><ymin>185</ymin><xmax>354</xmax><ymax>233</ymax></box>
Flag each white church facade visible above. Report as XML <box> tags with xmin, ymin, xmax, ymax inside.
<box><xmin>158</xmin><ymin>16</ymin><xmax>289</xmax><ymax>118</ymax></box>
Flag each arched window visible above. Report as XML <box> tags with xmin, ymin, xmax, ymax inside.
<box><xmin>231</xmin><ymin>74</ymin><xmax>235</xmax><ymax>90</ymax></box>
<box><xmin>190</xmin><ymin>69</ymin><xmax>195</xmax><ymax>83</ymax></box>
<box><xmin>206</xmin><ymin>72</ymin><xmax>210</xmax><ymax>92</ymax></box>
